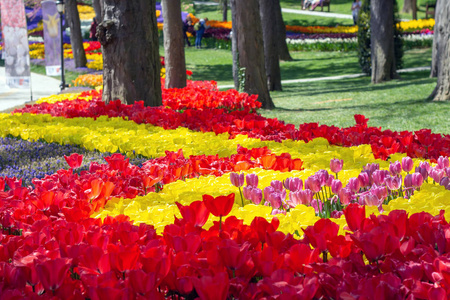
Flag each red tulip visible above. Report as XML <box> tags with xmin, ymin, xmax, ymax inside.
<box><xmin>202</xmin><ymin>193</ymin><xmax>234</xmax><ymax>218</ymax></box>
<box><xmin>176</xmin><ymin>201</ymin><xmax>210</xmax><ymax>227</ymax></box>
<box><xmin>302</xmin><ymin>218</ymin><xmax>339</xmax><ymax>252</ymax></box>
<box><xmin>192</xmin><ymin>272</ymin><xmax>229</xmax><ymax>300</ymax></box>
<box><xmin>343</xmin><ymin>203</ymin><xmax>366</xmax><ymax>232</ymax></box>
<box><xmin>64</xmin><ymin>153</ymin><xmax>83</xmax><ymax>169</ymax></box>
<box><xmin>35</xmin><ymin>258</ymin><xmax>71</xmax><ymax>291</ymax></box>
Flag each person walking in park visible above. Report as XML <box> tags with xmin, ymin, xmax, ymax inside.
<box><xmin>351</xmin><ymin>0</ymin><xmax>362</xmax><ymax>25</ymax></box>
<box><xmin>183</xmin><ymin>16</ymin><xmax>192</xmax><ymax>47</ymax></box>
<box><xmin>89</xmin><ymin>17</ymin><xmax>98</xmax><ymax>41</ymax></box>
<box><xmin>194</xmin><ymin>18</ymin><xmax>208</xmax><ymax>49</ymax></box>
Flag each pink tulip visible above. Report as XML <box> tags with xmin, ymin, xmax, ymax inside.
<box><xmin>404</xmin><ymin>174</ymin><xmax>413</xmax><ymax>188</ymax></box>
<box><xmin>270</xmin><ymin>180</ymin><xmax>284</xmax><ymax>192</ymax></box>
<box><xmin>372</xmin><ymin>170</ymin><xmax>389</xmax><ymax>186</ymax></box>
<box><xmin>437</xmin><ymin>156</ymin><xmax>450</xmax><ymax>169</ymax></box>
<box><xmin>415</xmin><ymin>166</ymin><xmax>428</xmax><ymax>181</ymax></box>
<box><xmin>385</xmin><ymin>175</ymin><xmax>402</xmax><ymax>191</ymax></box>
<box><xmin>411</xmin><ymin>172</ymin><xmax>424</xmax><ymax>188</ymax></box>
<box><xmin>389</xmin><ymin>161</ymin><xmax>402</xmax><ymax>176</ymax></box>
<box><xmin>446</xmin><ymin>167</ymin><xmax>450</xmax><ymax>177</ymax></box>
<box><xmin>267</xmin><ymin>192</ymin><xmax>284</xmax><ymax>209</ymax></box>
<box><xmin>230</xmin><ymin>172</ymin><xmax>244</xmax><ymax>187</ymax></box>
<box><xmin>419</xmin><ymin>161</ymin><xmax>431</xmax><ymax>173</ymax></box>
<box><xmin>249</xmin><ymin>187</ymin><xmax>262</xmax><ymax>205</ymax></box>
<box><xmin>358</xmin><ymin>172</ymin><xmax>370</xmax><ymax>188</ymax></box>
<box><xmin>243</xmin><ymin>186</ymin><xmax>253</xmax><ymax>200</ymax></box>
<box><xmin>402</xmin><ymin>157</ymin><xmax>414</xmax><ymax>173</ymax></box>
<box><xmin>310</xmin><ymin>198</ymin><xmax>323</xmax><ymax>214</ymax></box>
<box><xmin>347</xmin><ymin>177</ymin><xmax>360</xmax><ymax>193</ymax></box>
<box><xmin>430</xmin><ymin>168</ymin><xmax>445</xmax><ymax>183</ymax></box>
<box><xmin>245</xmin><ymin>173</ymin><xmax>259</xmax><ymax>188</ymax></box>
<box><xmin>331</xmin><ymin>179</ymin><xmax>342</xmax><ymax>194</ymax></box>
<box><xmin>338</xmin><ymin>188</ymin><xmax>353</xmax><ymax>205</ymax></box>
<box><xmin>330</xmin><ymin>158</ymin><xmax>343</xmax><ymax>174</ymax></box>
<box><xmin>283</xmin><ymin>177</ymin><xmax>302</xmax><ymax>192</ymax></box>
<box><xmin>316</xmin><ymin>170</ymin><xmax>329</xmax><ymax>187</ymax></box>
<box><xmin>325</xmin><ymin>174</ymin><xmax>335</xmax><ymax>187</ymax></box>
<box><xmin>361</xmin><ymin>192</ymin><xmax>381</xmax><ymax>207</ymax></box>
<box><xmin>263</xmin><ymin>186</ymin><xmax>275</xmax><ymax>202</ymax></box>
<box><xmin>371</xmin><ymin>185</ymin><xmax>387</xmax><ymax>202</ymax></box>
<box><xmin>363</xmin><ymin>163</ymin><xmax>379</xmax><ymax>175</ymax></box>
<box><xmin>305</xmin><ymin>176</ymin><xmax>321</xmax><ymax>193</ymax></box>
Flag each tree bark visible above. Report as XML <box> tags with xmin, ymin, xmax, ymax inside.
<box><xmin>260</xmin><ymin>0</ymin><xmax>282</xmax><ymax>91</ymax></box>
<box><xmin>274</xmin><ymin>0</ymin><xmax>292</xmax><ymax>61</ymax></box>
<box><xmin>402</xmin><ymin>0</ymin><xmax>412</xmax><ymax>13</ymax></box>
<box><xmin>98</xmin><ymin>0</ymin><xmax>162</xmax><ymax>106</ymax></box>
<box><xmin>222</xmin><ymin>0</ymin><xmax>228</xmax><ymax>22</ymax></box>
<box><xmin>370</xmin><ymin>0</ymin><xmax>397</xmax><ymax>84</ymax></box>
<box><xmin>230</xmin><ymin>0</ymin><xmax>239</xmax><ymax>90</ymax></box>
<box><xmin>430</xmin><ymin>0</ymin><xmax>450</xmax><ymax>101</ymax></box>
<box><xmin>235</xmin><ymin>0</ymin><xmax>274</xmax><ymax>109</ymax></box>
<box><xmin>92</xmin><ymin>0</ymin><xmax>102</xmax><ymax>21</ymax></box>
<box><xmin>65</xmin><ymin>0</ymin><xmax>87</xmax><ymax>68</ymax></box>
<box><xmin>162</xmin><ymin>0</ymin><xmax>186</xmax><ymax>88</ymax></box>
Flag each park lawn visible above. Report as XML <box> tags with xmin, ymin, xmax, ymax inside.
<box><xmin>184</xmin><ymin>47</ymin><xmax>433</xmax><ymax>86</ymax></box>
<box><xmin>261</xmin><ymin>71</ymin><xmax>449</xmax><ymax>135</ymax></box>
<box><xmin>30</xmin><ymin>64</ymin><xmax>80</xmax><ymax>87</ymax></box>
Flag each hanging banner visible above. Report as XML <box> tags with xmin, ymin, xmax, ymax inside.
<box><xmin>42</xmin><ymin>0</ymin><xmax>61</xmax><ymax>76</ymax></box>
<box><xmin>0</xmin><ymin>0</ymin><xmax>31</xmax><ymax>88</ymax></box>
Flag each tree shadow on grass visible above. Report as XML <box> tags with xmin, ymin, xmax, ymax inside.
<box><xmin>188</xmin><ymin>63</ymin><xmax>234</xmax><ymax>82</ymax></box>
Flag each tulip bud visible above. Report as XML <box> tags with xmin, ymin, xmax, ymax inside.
<box><xmin>363</xmin><ymin>163</ymin><xmax>379</xmax><ymax>176</ymax></box>
<box><xmin>330</xmin><ymin>158</ymin><xmax>343</xmax><ymax>174</ymax></box>
<box><xmin>316</xmin><ymin>170</ymin><xmax>329</xmax><ymax>187</ymax></box>
<box><xmin>243</xmin><ymin>186</ymin><xmax>253</xmax><ymax>200</ymax></box>
<box><xmin>419</xmin><ymin>161</ymin><xmax>431</xmax><ymax>173</ymax></box>
<box><xmin>437</xmin><ymin>156</ymin><xmax>450</xmax><ymax>169</ymax></box>
<box><xmin>311</xmin><ymin>198</ymin><xmax>323</xmax><ymax>215</ymax></box>
<box><xmin>389</xmin><ymin>161</ymin><xmax>402</xmax><ymax>176</ymax></box>
<box><xmin>264</xmin><ymin>186</ymin><xmax>275</xmax><ymax>202</ymax></box>
<box><xmin>305</xmin><ymin>176</ymin><xmax>321</xmax><ymax>193</ymax></box>
<box><xmin>347</xmin><ymin>177</ymin><xmax>360</xmax><ymax>193</ymax></box>
<box><xmin>404</xmin><ymin>174</ymin><xmax>413</xmax><ymax>188</ymax></box>
<box><xmin>331</xmin><ymin>179</ymin><xmax>342</xmax><ymax>194</ymax></box>
<box><xmin>358</xmin><ymin>172</ymin><xmax>370</xmax><ymax>188</ymax></box>
<box><xmin>440</xmin><ymin>177</ymin><xmax>450</xmax><ymax>188</ymax></box>
<box><xmin>338</xmin><ymin>187</ymin><xmax>353</xmax><ymax>205</ymax></box>
<box><xmin>230</xmin><ymin>172</ymin><xmax>244</xmax><ymax>187</ymax></box>
<box><xmin>245</xmin><ymin>173</ymin><xmax>259</xmax><ymax>188</ymax></box>
<box><xmin>402</xmin><ymin>157</ymin><xmax>414</xmax><ymax>173</ymax></box>
<box><xmin>267</xmin><ymin>192</ymin><xmax>283</xmax><ymax>209</ymax></box>
<box><xmin>372</xmin><ymin>170</ymin><xmax>389</xmax><ymax>186</ymax></box>
<box><xmin>415</xmin><ymin>166</ymin><xmax>428</xmax><ymax>181</ymax></box>
<box><xmin>325</xmin><ymin>174</ymin><xmax>335</xmax><ymax>187</ymax></box>
<box><xmin>411</xmin><ymin>172</ymin><xmax>424</xmax><ymax>188</ymax></box>
<box><xmin>446</xmin><ymin>167</ymin><xmax>450</xmax><ymax>177</ymax></box>
<box><xmin>270</xmin><ymin>180</ymin><xmax>284</xmax><ymax>192</ymax></box>
<box><xmin>283</xmin><ymin>177</ymin><xmax>302</xmax><ymax>192</ymax></box>
<box><xmin>430</xmin><ymin>168</ymin><xmax>445</xmax><ymax>183</ymax></box>
<box><xmin>249</xmin><ymin>188</ymin><xmax>263</xmax><ymax>205</ymax></box>
<box><xmin>371</xmin><ymin>184</ymin><xmax>387</xmax><ymax>201</ymax></box>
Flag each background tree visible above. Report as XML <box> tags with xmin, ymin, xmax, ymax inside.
<box><xmin>233</xmin><ymin>0</ymin><xmax>274</xmax><ymax>109</ymax></box>
<box><xmin>430</xmin><ymin>0</ymin><xmax>450</xmax><ymax>101</ymax></box>
<box><xmin>65</xmin><ymin>0</ymin><xmax>87</xmax><ymax>68</ymax></box>
<box><xmin>230</xmin><ymin>0</ymin><xmax>239</xmax><ymax>90</ymax></box>
<box><xmin>274</xmin><ymin>0</ymin><xmax>292</xmax><ymax>61</ymax></box>
<box><xmin>92</xmin><ymin>0</ymin><xmax>102</xmax><ymax>21</ymax></box>
<box><xmin>219</xmin><ymin>0</ymin><xmax>228</xmax><ymax>21</ymax></box>
<box><xmin>98</xmin><ymin>0</ymin><xmax>162</xmax><ymax>106</ymax></box>
<box><xmin>162</xmin><ymin>0</ymin><xmax>187</xmax><ymax>88</ymax></box>
<box><xmin>357</xmin><ymin>0</ymin><xmax>371</xmax><ymax>74</ymax></box>
<box><xmin>402</xmin><ymin>0</ymin><xmax>417</xmax><ymax>19</ymax></box>
<box><xmin>260</xmin><ymin>0</ymin><xmax>282</xmax><ymax>91</ymax></box>
<box><xmin>370</xmin><ymin>0</ymin><xmax>397</xmax><ymax>83</ymax></box>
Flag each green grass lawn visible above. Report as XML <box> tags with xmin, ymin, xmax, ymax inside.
<box><xmin>261</xmin><ymin>71</ymin><xmax>449</xmax><ymax>134</ymax></box>
<box><xmin>30</xmin><ymin>64</ymin><xmax>80</xmax><ymax>87</ymax></box>
<box><xmin>183</xmin><ymin>47</ymin><xmax>433</xmax><ymax>86</ymax></box>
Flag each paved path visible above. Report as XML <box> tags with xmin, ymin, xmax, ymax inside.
<box><xmin>0</xmin><ymin>68</ymin><xmax>61</xmax><ymax>112</ymax></box>
<box><xmin>193</xmin><ymin>1</ymin><xmax>353</xmax><ymax>19</ymax></box>
<box><xmin>217</xmin><ymin>66</ymin><xmax>431</xmax><ymax>90</ymax></box>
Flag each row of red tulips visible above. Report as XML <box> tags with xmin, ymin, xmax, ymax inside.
<box><xmin>15</xmin><ymin>96</ymin><xmax>450</xmax><ymax>161</ymax></box>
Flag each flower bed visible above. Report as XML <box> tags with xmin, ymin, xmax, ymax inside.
<box><xmin>1</xmin><ymin>80</ymin><xmax>450</xmax><ymax>298</ymax></box>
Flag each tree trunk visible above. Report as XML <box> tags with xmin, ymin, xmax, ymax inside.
<box><xmin>235</xmin><ymin>0</ymin><xmax>274</xmax><ymax>109</ymax></box>
<box><xmin>98</xmin><ymin>0</ymin><xmax>162</xmax><ymax>106</ymax></box>
<box><xmin>162</xmin><ymin>0</ymin><xmax>186</xmax><ymax>88</ymax></box>
<box><xmin>274</xmin><ymin>0</ymin><xmax>292</xmax><ymax>61</ymax></box>
<box><xmin>222</xmin><ymin>0</ymin><xmax>228</xmax><ymax>22</ymax></box>
<box><xmin>260</xmin><ymin>0</ymin><xmax>282</xmax><ymax>91</ymax></box>
<box><xmin>430</xmin><ymin>0</ymin><xmax>450</xmax><ymax>101</ymax></box>
<box><xmin>412</xmin><ymin>0</ymin><xmax>417</xmax><ymax>20</ymax></box>
<box><xmin>371</xmin><ymin>0</ymin><xmax>397</xmax><ymax>84</ymax></box>
<box><xmin>230</xmin><ymin>0</ymin><xmax>239</xmax><ymax>90</ymax></box>
<box><xmin>92</xmin><ymin>0</ymin><xmax>102</xmax><ymax>21</ymax></box>
<box><xmin>66</xmin><ymin>0</ymin><xmax>87</xmax><ymax>68</ymax></box>
<box><xmin>402</xmin><ymin>0</ymin><xmax>412</xmax><ymax>13</ymax></box>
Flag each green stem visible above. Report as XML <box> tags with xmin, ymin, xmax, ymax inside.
<box><xmin>219</xmin><ymin>215</ymin><xmax>222</xmax><ymax>232</ymax></box>
<box><xmin>238</xmin><ymin>186</ymin><xmax>244</xmax><ymax>207</ymax></box>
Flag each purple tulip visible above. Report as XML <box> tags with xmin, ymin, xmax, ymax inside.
<box><xmin>305</xmin><ymin>176</ymin><xmax>321</xmax><ymax>193</ymax></box>
<box><xmin>440</xmin><ymin>177</ymin><xmax>450</xmax><ymax>189</ymax></box>
<box><xmin>402</xmin><ymin>157</ymin><xmax>414</xmax><ymax>173</ymax></box>
<box><xmin>385</xmin><ymin>175</ymin><xmax>402</xmax><ymax>191</ymax></box>
<box><xmin>419</xmin><ymin>161</ymin><xmax>431</xmax><ymax>173</ymax></box>
<box><xmin>430</xmin><ymin>168</ymin><xmax>445</xmax><ymax>183</ymax></box>
<box><xmin>372</xmin><ymin>170</ymin><xmax>389</xmax><ymax>186</ymax></box>
<box><xmin>230</xmin><ymin>172</ymin><xmax>245</xmax><ymax>187</ymax></box>
<box><xmin>347</xmin><ymin>177</ymin><xmax>361</xmax><ymax>193</ymax></box>
<box><xmin>283</xmin><ymin>177</ymin><xmax>302</xmax><ymax>192</ymax></box>
<box><xmin>249</xmin><ymin>187</ymin><xmax>263</xmax><ymax>205</ymax></box>
<box><xmin>446</xmin><ymin>167</ymin><xmax>450</xmax><ymax>177</ymax></box>
<box><xmin>243</xmin><ymin>186</ymin><xmax>253</xmax><ymax>200</ymax></box>
<box><xmin>358</xmin><ymin>172</ymin><xmax>370</xmax><ymax>188</ymax></box>
<box><xmin>437</xmin><ymin>156</ymin><xmax>450</xmax><ymax>169</ymax></box>
<box><xmin>411</xmin><ymin>172</ymin><xmax>424</xmax><ymax>188</ymax></box>
<box><xmin>264</xmin><ymin>186</ymin><xmax>275</xmax><ymax>201</ymax></box>
<box><xmin>270</xmin><ymin>180</ymin><xmax>284</xmax><ymax>192</ymax></box>
<box><xmin>267</xmin><ymin>192</ymin><xmax>284</xmax><ymax>209</ymax></box>
<box><xmin>338</xmin><ymin>187</ymin><xmax>353</xmax><ymax>205</ymax></box>
<box><xmin>404</xmin><ymin>174</ymin><xmax>413</xmax><ymax>188</ymax></box>
<box><xmin>389</xmin><ymin>161</ymin><xmax>402</xmax><ymax>176</ymax></box>
<box><xmin>331</xmin><ymin>179</ymin><xmax>342</xmax><ymax>194</ymax></box>
<box><xmin>415</xmin><ymin>166</ymin><xmax>428</xmax><ymax>181</ymax></box>
<box><xmin>330</xmin><ymin>158</ymin><xmax>343</xmax><ymax>174</ymax></box>
<box><xmin>245</xmin><ymin>173</ymin><xmax>259</xmax><ymax>188</ymax></box>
